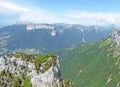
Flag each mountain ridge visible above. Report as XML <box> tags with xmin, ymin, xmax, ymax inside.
<box><xmin>56</xmin><ymin>29</ymin><xmax>120</xmax><ymax>87</ymax></box>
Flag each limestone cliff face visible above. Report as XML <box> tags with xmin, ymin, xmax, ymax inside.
<box><xmin>27</xmin><ymin>57</ymin><xmax>62</xmax><ymax>87</ymax></box>
<box><xmin>0</xmin><ymin>52</ymin><xmax>74</xmax><ymax>87</ymax></box>
<box><xmin>26</xmin><ymin>24</ymin><xmax>54</xmax><ymax>30</ymax></box>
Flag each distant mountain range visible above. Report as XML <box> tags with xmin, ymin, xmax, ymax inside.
<box><xmin>56</xmin><ymin>29</ymin><xmax>120</xmax><ymax>87</ymax></box>
<box><xmin>0</xmin><ymin>23</ymin><xmax>116</xmax><ymax>55</ymax></box>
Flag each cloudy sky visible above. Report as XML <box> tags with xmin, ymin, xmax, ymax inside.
<box><xmin>1</xmin><ymin>0</ymin><xmax>120</xmax><ymax>25</ymax></box>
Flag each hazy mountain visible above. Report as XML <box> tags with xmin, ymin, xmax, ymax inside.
<box><xmin>0</xmin><ymin>23</ymin><xmax>114</xmax><ymax>55</ymax></box>
<box><xmin>56</xmin><ymin>29</ymin><xmax>120</xmax><ymax>87</ymax></box>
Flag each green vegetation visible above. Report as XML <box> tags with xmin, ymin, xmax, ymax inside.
<box><xmin>0</xmin><ymin>70</ymin><xmax>32</xmax><ymax>87</ymax></box>
<box><xmin>56</xmin><ymin>36</ymin><xmax>120</xmax><ymax>87</ymax></box>
<box><xmin>34</xmin><ymin>54</ymin><xmax>57</xmax><ymax>73</ymax></box>
<box><xmin>7</xmin><ymin>52</ymin><xmax>57</xmax><ymax>73</ymax></box>
<box><xmin>23</xmin><ymin>77</ymin><xmax>32</xmax><ymax>87</ymax></box>
<box><xmin>8</xmin><ymin>52</ymin><xmax>37</xmax><ymax>62</ymax></box>
<box><xmin>63</xmin><ymin>80</ymin><xmax>74</xmax><ymax>87</ymax></box>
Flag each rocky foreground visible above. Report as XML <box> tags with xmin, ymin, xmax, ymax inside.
<box><xmin>0</xmin><ymin>52</ymin><xmax>74</xmax><ymax>87</ymax></box>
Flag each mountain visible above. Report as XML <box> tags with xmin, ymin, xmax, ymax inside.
<box><xmin>0</xmin><ymin>52</ymin><xmax>74</xmax><ymax>87</ymax></box>
<box><xmin>0</xmin><ymin>23</ymin><xmax>114</xmax><ymax>56</ymax></box>
<box><xmin>56</xmin><ymin>29</ymin><xmax>120</xmax><ymax>87</ymax></box>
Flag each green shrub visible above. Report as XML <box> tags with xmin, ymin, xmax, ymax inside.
<box><xmin>34</xmin><ymin>54</ymin><xmax>57</xmax><ymax>73</ymax></box>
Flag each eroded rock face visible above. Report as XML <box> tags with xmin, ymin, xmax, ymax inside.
<box><xmin>28</xmin><ymin>57</ymin><xmax>62</xmax><ymax>87</ymax></box>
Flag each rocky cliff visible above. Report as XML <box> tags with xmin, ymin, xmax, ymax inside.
<box><xmin>0</xmin><ymin>52</ymin><xmax>74</xmax><ymax>87</ymax></box>
<box><xmin>26</xmin><ymin>24</ymin><xmax>54</xmax><ymax>30</ymax></box>
<box><xmin>112</xmin><ymin>29</ymin><xmax>120</xmax><ymax>45</ymax></box>
<box><xmin>111</xmin><ymin>29</ymin><xmax>120</xmax><ymax>55</ymax></box>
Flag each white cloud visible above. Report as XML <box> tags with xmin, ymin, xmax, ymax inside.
<box><xmin>20</xmin><ymin>10</ymin><xmax>56</xmax><ymax>23</ymax></box>
<box><xmin>66</xmin><ymin>11</ymin><xmax>120</xmax><ymax>25</ymax></box>
<box><xmin>21</xmin><ymin>10</ymin><xmax>120</xmax><ymax>25</ymax></box>
<box><xmin>1</xmin><ymin>1</ymin><xmax>120</xmax><ymax>25</ymax></box>
<box><xmin>0</xmin><ymin>1</ymin><xmax>30</xmax><ymax>13</ymax></box>
<box><xmin>19</xmin><ymin>8</ymin><xmax>69</xmax><ymax>24</ymax></box>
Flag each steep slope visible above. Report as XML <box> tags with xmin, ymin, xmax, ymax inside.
<box><xmin>0</xmin><ymin>52</ymin><xmax>74</xmax><ymax>87</ymax></box>
<box><xmin>0</xmin><ymin>23</ymin><xmax>113</xmax><ymax>55</ymax></box>
<box><xmin>57</xmin><ymin>29</ymin><xmax>120</xmax><ymax>87</ymax></box>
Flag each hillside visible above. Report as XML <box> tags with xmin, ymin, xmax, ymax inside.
<box><xmin>0</xmin><ymin>23</ymin><xmax>113</xmax><ymax>55</ymax></box>
<box><xmin>56</xmin><ymin>29</ymin><xmax>120</xmax><ymax>87</ymax></box>
<box><xmin>0</xmin><ymin>52</ymin><xmax>74</xmax><ymax>87</ymax></box>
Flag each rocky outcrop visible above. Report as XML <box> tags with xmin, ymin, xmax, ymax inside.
<box><xmin>112</xmin><ymin>29</ymin><xmax>120</xmax><ymax>45</ymax></box>
<box><xmin>111</xmin><ymin>29</ymin><xmax>120</xmax><ymax>55</ymax></box>
<box><xmin>0</xmin><ymin>52</ymin><xmax>74</xmax><ymax>87</ymax></box>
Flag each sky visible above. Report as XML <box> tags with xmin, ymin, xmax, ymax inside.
<box><xmin>1</xmin><ymin>0</ymin><xmax>120</xmax><ymax>25</ymax></box>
